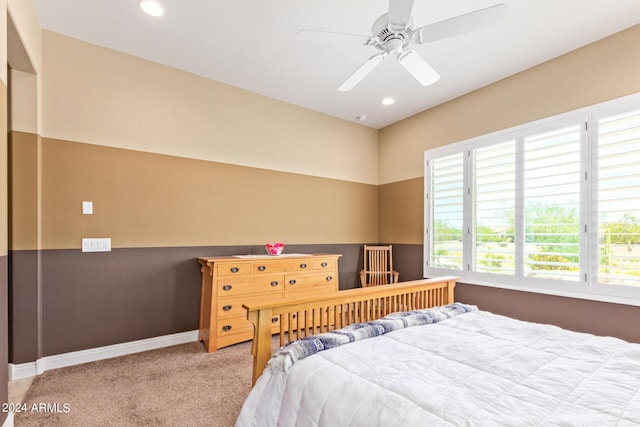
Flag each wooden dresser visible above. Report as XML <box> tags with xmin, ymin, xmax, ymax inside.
<box><xmin>197</xmin><ymin>253</ymin><xmax>341</xmax><ymax>352</ymax></box>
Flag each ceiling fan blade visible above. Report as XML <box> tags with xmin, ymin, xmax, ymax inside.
<box><xmin>388</xmin><ymin>0</ymin><xmax>415</xmax><ymax>28</ymax></box>
<box><xmin>338</xmin><ymin>53</ymin><xmax>386</xmax><ymax>92</ymax></box>
<box><xmin>297</xmin><ymin>29</ymin><xmax>372</xmax><ymax>45</ymax></box>
<box><xmin>412</xmin><ymin>3</ymin><xmax>507</xmax><ymax>44</ymax></box>
<box><xmin>397</xmin><ymin>50</ymin><xmax>440</xmax><ymax>86</ymax></box>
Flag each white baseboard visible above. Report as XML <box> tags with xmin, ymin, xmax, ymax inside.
<box><xmin>8</xmin><ymin>330</ymin><xmax>199</xmax><ymax>380</ymax></box>
<box><xmin>2</xmin><ymin>411</ymin><xmax>14</xmax><ymax>427</ymax></box>
<box><xmin>7</xmin><ymin>362</ymin><xmax>35</xmax><ymax>381</ymax></box>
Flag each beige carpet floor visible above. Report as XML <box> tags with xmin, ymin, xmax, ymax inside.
<box><xmin>15</xmin><ymin>340</ymin><xmax>259</xmax><ymax>426</ymax></box>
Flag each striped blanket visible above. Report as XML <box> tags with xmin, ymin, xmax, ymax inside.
<box><xmin>267</xmin><ymin>302</ymin><xmax>477</xmax><ymax>372</ymax></box>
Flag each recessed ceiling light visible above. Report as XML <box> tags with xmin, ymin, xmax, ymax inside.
<box><xmin>139</xmin><ymin>0</ymin><xmax>164</xmax><ymax>17</ymax></box>
<box><xmin>381</xmin><ymin>97</ymin><xmax>395</xmax><ymax>106</ymax></box>
<box><xmin>356</xmin><ymin>114</ymin><xmax>368</xmax><ymax>122</ymax></box>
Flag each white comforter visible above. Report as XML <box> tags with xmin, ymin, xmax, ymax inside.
<box><xmin>236</xmin><ymin>310</ymin><xmax>640</xmax><ymax>426</ymax></box>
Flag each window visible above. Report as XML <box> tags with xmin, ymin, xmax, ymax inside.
<box><xmin>429</xmin><ymin>153</ymin><xmax>464</xmax><ymax>270</ymax></box>
<box><xmin>425</xmin><ymin>93</ymin><xmax>640</xmax><ymax>305</ymax></box>
<box><xmin>596</xmin><ymin>108</ymin><xmax>640</xmax><ymax>289</ymax></box>
<box><xmin>523</xmin><ymin>124</ymin><xmax>581</xmax><ymax>281</ymax></box>
<box><xmin>473</xmin><ymin>141</ymin><xmax>515</xmax><ymax>275</ymax></box>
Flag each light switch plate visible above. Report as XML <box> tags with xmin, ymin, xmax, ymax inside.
<box><xmin>82</xmin><ymin>201</ymin><xmax>93</xmax><ymax>215</ymax></box>
<box><xmin>82</xmin><ymin>238</ymin><xmax>111</xmax><ymax>252</ymax></box>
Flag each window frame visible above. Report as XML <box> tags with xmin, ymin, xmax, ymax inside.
<box><xmin>424</xmin><ymin>92</ymin><xmax>640</xmax><ymax>307</ymax></box>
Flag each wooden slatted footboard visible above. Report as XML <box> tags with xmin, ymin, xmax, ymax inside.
<box><xmin>243</xmin><ymin>276</ymin><xmax>458</xmax><ymax>385</ymax></box>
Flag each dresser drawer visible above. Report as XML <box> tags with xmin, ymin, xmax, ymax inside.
<box><xmin>216</xmin><ymin>296</ymin><xmax>249</xmax><ymax>319</ymax></box>
<box><xmin>217</xmin><ymin>315</ymin><xmax>280</xmax><ymax>337</ymax></box>
<box><xmin>251</xmin><ymin>260</ymin><xmax>289</xmax><ymax>274</ymax></box>
<box><xmin>287</xmin><ymin>259</ymin><xmax>314</xmax><ymax>272</ymax></box>
<box><xmin>217</xmin><ymin>316</ymin><xmax>253</xmax><ymax>337</ymax></box>
<box><xmin>217</xmin><ymin>275</ymin><xmax>284</xmax><ymax>297</ymax></box>
<box><xmin>284</xmin><ymin>272</ymin><xmax>336</xmax><ymax>292</ymax></box>
<box><xmin>216</xmin><ymin>262</ymin><xmax>252</xmax><ymax>277</ymax></box>
<box><xmin>312</xmin><ymin>257</ymin><xmax>336</xmax><ymax>271</ymax></box>
<box><xmin>217</xmin><ymin>294</ymin><xmax>277</xmax><ymax>319</ymax></box>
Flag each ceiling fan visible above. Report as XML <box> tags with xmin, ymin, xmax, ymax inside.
<box><xmin>297</xmin><ymin>0</ymin><xmax>507</xmax><ymax>92</ymax></box>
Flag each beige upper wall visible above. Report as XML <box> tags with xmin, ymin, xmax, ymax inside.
<box><xmin>0</xmin><ymin>83</ymin><xmax>7</xmax><ymax>255</ymax></box>
<box><xmin>379</xmin><ymin>24</ymin><xmax>640</xmax><ymax>185</ymax></box>
<box><xmin>8</xmin><ymin>131</ymin><xmax>38</xmax><ymax>250</ymax></box>
<box><xmin>7</xmin><ymin>0</ymin><xmax>41</xmax><ymax>74</ymax></box>
<box><xmin>1</xmin><ymin>0</ymin><xmax>6</xmax><ymax>84</ymax></box>
<box><xmin>42</xmin><ymin>31</ymin><xmax>379</xmax><ymax>185</ymax></box>
<box><xmin>41</xmin><ymin>137</ymin><xmax>378</xmax><ymax>249</ymax></box>
<box><xmin>9</xmin><ymin>69</ymin><xmax>38</xmax><ymax>133</ymax></box>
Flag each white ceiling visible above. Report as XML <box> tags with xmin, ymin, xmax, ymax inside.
<box><xmin>32</xmin><ymin>0</ymin><xmax>640</xmax><ymax>129</ymax></box>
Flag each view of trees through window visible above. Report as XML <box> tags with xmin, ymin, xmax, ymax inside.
<box><xmin>427</xmin><ymin>99</ymin><xmax>640</xmax><ymax>295</ymax></box>
<box><xmin>430</xmin><ymin>153</ymin><xmax>464</xmax><ymax>270</ymax></box>
<box><xmin>523</xmin><ymin>125</ymin><xmax>581</xmax><ymax>281</ymax></box>
<box><xmin>473</xmin><ymin>141</ymin><xmax>515</xmax><ymax>275</ymax></box>
<box><xmin>597</xmin><ymin>109</ymin><xmax>640</xmax><ymax>287</ymax></box>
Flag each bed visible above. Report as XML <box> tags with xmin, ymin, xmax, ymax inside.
<box><xmin>237</xmin><ymin>277</ymin><xmax>640</xmax><ymax>426</ymax></box>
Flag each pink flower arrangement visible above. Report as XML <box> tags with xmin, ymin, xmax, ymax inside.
<box><xmin>265</xmin><ymin>242</ymin><xmax>285</xmax><ymax>256</ymax></box>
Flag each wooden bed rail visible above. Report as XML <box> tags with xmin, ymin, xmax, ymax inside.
<box><xmin>243</xmin><ymin>276</ymin><xmax>458</xmax><ymax>385</ymax></box>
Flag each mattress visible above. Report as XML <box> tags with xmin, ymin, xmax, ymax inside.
<box><xmin>236</xmin><ymin>309</ymin><xmax>640</xmax><ymax>426</ymax></box>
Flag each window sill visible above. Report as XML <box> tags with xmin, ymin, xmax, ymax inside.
<box><xmin>447</xmin><ymin>277</ymin><xmax>640</xmax><ymax>308</ymax></box>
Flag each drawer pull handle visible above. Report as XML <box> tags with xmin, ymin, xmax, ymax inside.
<box><xmin>326</xmin><ymin>276</ymin><xmax>333</xmax><ymax>281</ymax></box>
<box><xmin>258</xmin><ymin>265</ymin><xmax>266</xmax><ymax>272</ymax></box>
<box><xmin>230</xmin><ymin>267</ymin><xmax>239</xmax><ymax>273</ymax></box>
<box><xmin>222</xmin><ymin>325</ymin><xmax>232</xmax><ymax>332</ymax></box>
<box><xmin>222</xmin><ymin>305</ymin><xmax>232</xmax><ymax>311</ymax></box>
<box><xmin>270</xmin><ymin>281</ymin><xmax>279</xmax><ymax>287</ymax></box>
<box><xmin>271</xmin><ymin>317</ymin><xmax>278</xmax><ymax>323</ymax></box>
<box><xmin>222</xmin><ymin>284</ymin><xmax>232</xmax><ymax>291</ymax></box>
<box><xmin>300</xmin><ymin>263</ymin><xmax>307</xmax><ymax>269</ymax></box>
<box><xmin>321</xmin><ymin>262</ymin><xmax>328</xmax><ymax>268</ymax></box>
<box><xmin>289</xmin><ymin>279</ymin><xmax>297</xmax><ymax>285</ymax></box>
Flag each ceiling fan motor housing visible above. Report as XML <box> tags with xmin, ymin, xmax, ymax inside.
<box><xmin>372</xmin><ymin>13</ymin><xmax>416</xmax><ymax>55</ymax></box>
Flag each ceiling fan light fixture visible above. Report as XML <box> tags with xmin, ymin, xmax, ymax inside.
<box><xmin>139</xmin><ymin>0</ymin><xmax>164</xmax><ymax>17</ymax></box>
<box><xmin>384</xmin><ymin>38</ymin><xmax>404</xmax><ymax>55</ymax></box>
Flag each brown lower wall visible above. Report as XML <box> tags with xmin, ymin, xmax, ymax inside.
<box><xmin>455</xmin><ymin>283</ymin><xmax>640</xmax><ymax>344</ymax></box>
<box><xmin>8</xmin><ymin>250</ymin><xmax>39</xmax><ymax>362</ymax></box>
<box><xmin>9</xmin><ymin>243</ymin><xmax>365</xmax><ymax>362</ymax></box>
<box><xmin>1</xmin><ymin>256</ymin><xmax>8</xmax><ymax>422</ymax></box>
<box><xmin>384</xmin><ymin>244</ymin><xmax>424</xmax><ymax>283</ymax></box>
<box><xmin>9</xmin><ymin>243</ymin><xmax>640</xmax><ymax>365</ymax></box>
